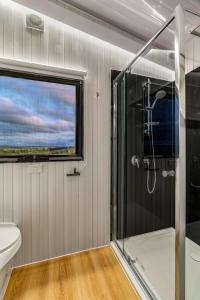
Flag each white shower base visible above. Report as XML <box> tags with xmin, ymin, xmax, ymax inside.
<box><xmin>120</xmin><ymin>228</ymin><xmax>200</xmax><ymax>300</ymax></box>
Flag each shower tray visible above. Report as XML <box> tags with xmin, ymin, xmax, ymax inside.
<box><xmin>120</xmin><ymin>228</ymin><xmax>200</xmax><ymax>300</ymax></box>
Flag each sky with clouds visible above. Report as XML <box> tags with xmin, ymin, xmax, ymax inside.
<box><xmin>0</xmin><ymin>75</ymin><xmax>76</xmax><ymax>148</ymax></box>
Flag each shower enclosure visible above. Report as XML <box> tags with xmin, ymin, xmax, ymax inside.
<box><xmin>112</xmin><ymin>5</ymin><xmax>200</xmax><ymax>300</ymax></box>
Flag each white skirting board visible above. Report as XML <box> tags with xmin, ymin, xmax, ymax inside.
<box><xmin>12</xmin><ymin>244</ymin><xmax>109</xmax><ymax>269</ymax></box>
<box><xmin>111</xmin><ymin>242</ymin><xmax>150</xmax><ymax>300</ymax></box>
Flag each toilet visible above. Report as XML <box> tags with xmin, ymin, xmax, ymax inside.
<box><xmin>0</xmin><ymin>223</ymin><xmax>21</xmax><ymax>299</ymax></box>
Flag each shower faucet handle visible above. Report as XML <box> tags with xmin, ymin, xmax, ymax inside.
<box><xmin>162</xmin><ymin>170</ymin><xmax>175</xmax><ymax>177</ymax></box>
<box><xmin>131</xmin><ymin>155</ymin><xmax>140</xmax><ymax>168</ymax></box>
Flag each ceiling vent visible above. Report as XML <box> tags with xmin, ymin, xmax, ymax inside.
<box><xmin>26</xmin><ymin>14</ymin><xmax>44</xmax><ymax>32</ymax></box>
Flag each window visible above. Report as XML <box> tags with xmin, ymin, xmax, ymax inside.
<box><xmin>0</xmin><ymin>69</ymin><xmax>83</xmax><ymax>162</ymax></box>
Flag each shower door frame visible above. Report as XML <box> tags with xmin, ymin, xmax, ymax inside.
<box><xmin>111</xmin><ymin>4</ymin><xmax>186</xmax><ymax>300</ymax></box>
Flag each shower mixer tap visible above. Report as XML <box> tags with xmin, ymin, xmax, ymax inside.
<box><xmin>162</xmin><ymin>170</ymin><xmax>175</xmax><ymax>177</ymax></box>
<box><xmin>131</xmin><ymin>155</ymin><xmax>140</xmax><ymax>168</ymax></box>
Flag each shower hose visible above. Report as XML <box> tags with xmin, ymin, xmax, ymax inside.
<box><xmin>146</xmin><ymin>109</ymin><xmax>156</xmax><ymax>194</ymax></box>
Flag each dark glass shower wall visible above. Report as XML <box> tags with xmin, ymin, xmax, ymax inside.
<box><xmin>112</xmin><ymin>70</ymin><xmax>176</xmax><ymax>239</ymax></box>
<box><xmin>125</xmin><ymin>73</ymin><xmax>176</xmax><ymax>238</ymax></box>
<box><xmin>186</xmin><ymin>67</ymin><xmax>200</xmax><ymax>244</ymax></box>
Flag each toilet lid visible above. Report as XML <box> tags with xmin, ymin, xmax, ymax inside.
<box><xmin>0</xmin><ymin>224</ymin><xmax>21</xmax><ymax>253</ymax></box>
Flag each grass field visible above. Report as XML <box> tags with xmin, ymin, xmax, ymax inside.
<box><xmin>0</xmin><ymin>146</ymin><xmax>76</xmax><ymax>156</ymax></box>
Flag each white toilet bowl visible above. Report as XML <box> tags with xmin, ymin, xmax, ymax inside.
<box><xmin>0</xmin><ymin>223</ymin><xmax>21</xmax><ymax>299</ymax></box>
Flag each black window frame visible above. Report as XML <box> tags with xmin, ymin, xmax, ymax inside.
<box><xmin>0</xmin><ymin>68</ymin><xmax>84</xmax><ymax>163</ymax></box>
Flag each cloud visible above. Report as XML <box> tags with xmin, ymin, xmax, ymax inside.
<box><xmin>0</xmin><ymin>76</ymin><xmax>77</xmax><ymax>148</ymax></box>
<box><xmin>0</xmin><ymin>97</ymin><xmax>75</xmax><ymax>132</ymax></box>
<box><xmin>0</xmin><ymin>76</ymin><xmax>76</xmax><ymax>106</ymax></box>
<box><xmin>41</xmin><ymin>82</ymin><xmax>76</xmax><ymax>105</ymax></box>
<box><xmin>38</xmin><ymin>106</ymin><xmax>75</xmax><ymax>122</ymax></box>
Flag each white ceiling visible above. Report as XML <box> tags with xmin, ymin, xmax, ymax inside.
<box><xmin>61</xmin><ymin>0</ymin><xmax>200</xmax><ymax>44</ymax></box>
<box><xmin>12</xmin><ymin>0</ymin><xmax>200</xmax><ymax>55</ymax></box>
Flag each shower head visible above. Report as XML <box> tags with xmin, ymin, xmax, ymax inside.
<box><xmin>151</xmin><ymin>89</ymin><xmax>167</xmax><ymax>110</ymax></box>
<box><xmin>155</xmin><ymin>90</ymin><xmax>167</xmax><ymax>100</ymax></box>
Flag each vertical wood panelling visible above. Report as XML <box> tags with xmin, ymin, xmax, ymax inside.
<box><xmin>22</xmin><ymin>164</ymin><xmax>32</xmax><ymax>264</ymax></box>
<box><xmin>186</xmin><ymin>38</ymin><xmax>195</xmax><ymax>74</ymax></box>
<box><xmin>55</xmin><ymin>163</ymin><xmax>64</xmax><ymax>256</ymax></box>
<box><xmin>3</xmin><ymin>164</ymin><xmax>13</xmax><ymax>221</ymax></box>
<box><xmin>3</xmin><ymin>5</ymin><xmax>14</xmax><ymax>58</ymax></box>
<box><xmin>71</xmin><ymin>161</ymin><xmax>80</xmax><ymax>252</ymax></box>
<box><xmin>22</xmin><ymin>26</ymin><xmax>31</xmax><ymax>61</ymax></box>
<box><xmin>100</xmin><ymin>44</ymin><xmax>111</xmax><ymax>245</ymax></box>
<box><xmin>0</xmin><ymin>0</ymin><xmax>173</xmax><ymax>266</ymax></box>
<box><xmin>193</xmin><ymin>37</ymin><xmax>199</xmax><ymax>70</ymax></box>
<box><xmin>39</xmin><ymin>163</ymin><xmax>49</xmax><ymax>260</ymax></box>
<box><xmin>48</xmin><ymin>23</ymin><xmax>64</xmax><ymax>66</ymax></box>
<box><xmin>13</xmin><ymin>9</ymin><xmax>23</xmax><ymax>59</ymax></box>
<box><xmin>40</xmin><ymin>25</ymin><xmax>48</xmax><ymax>65</ymax></box>
<box><xmin>91</xmin><ymin>41</ymin><xmax>99</xmax><ymax>247</ymax></box>
<box><xmin>63</xmin><ymin>162</ymin><xmax>73</xmax><ymax>253</ymax></box>
<box><xmin>0</xmin><ymin>3</ymin><xmax>3</xmax><ymax>57</ymax></box>
<box><xmin>13</xmin><ymin>164</ymin><xmax>23</xmax><ymax>265</ymax></box>
<box><xmin>77</xmin><ymin>36</ymin><xmax>94</xmax><ymax>251</ymax></box>
<box><xmin>97</xmin><ymin>44</ymin><xmax>107</xmax><ymax>245</ymax></box>
<box><xmin>64</xmin><ymin>29</ymin><xmax>73</xmax><ymax>68</ymax></box>
<box><xmin>31</xmin><ymin>30</ymin><xmax>41</xmax><ymax>63</ymax></box>
<box><xmin>48</xmin><ymin>162</ymin><xmax>56</xmax><ymax>259</ymax></box>
<box><xmin>13</xmin><ymin>167</ymin><xmax>20</xmax><ymax>220</ymax></box>
<box><xmin>31</xmin><ymin>172</ymin><xmax>40</xmax><ymax>262</ymax></box>
<box><xmin>185</xmin><ymin>36</ymin><xmax>200</xmax><ymax>74</ymax></box>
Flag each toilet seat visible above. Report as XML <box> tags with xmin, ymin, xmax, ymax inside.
<box><xmin>0</xmin><ymin>223</ymin><xmax>21</xmax><ymax>271</ymax></box>
<box><xmin>0</xmin><ymin>223</ymin><xmax>21</xmax><ymax>254</ymax></box>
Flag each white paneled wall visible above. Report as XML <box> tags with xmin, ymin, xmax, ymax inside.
<box><xmin>0</xmin><ymin>0</ymin><xmax>173</xmax><ymax>266</ymax></box>
<box><xmin>0</xmin><ymin>0</ymin><xmax>132</xmax><ymax>266</ymax></box>
<box><xmin>185</xmin><ymin>35</ymin><xmax>200</xmax><ymax>74</ymax></box>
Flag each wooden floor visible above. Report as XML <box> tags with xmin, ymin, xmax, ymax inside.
<box><xmin>4</xmin><ymin>246</ymin><xmax>140</xmax><ymax>300</ymax></box>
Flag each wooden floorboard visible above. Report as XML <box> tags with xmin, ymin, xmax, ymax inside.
<box><xmin>4</xmin><ymin>246</ymin><xmax>140</xmax><ymax>300</ymax></box>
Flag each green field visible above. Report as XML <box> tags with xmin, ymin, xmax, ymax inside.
<box><xmin>0</xmin><ymin>147</ymin><xmax>76</xmax><ymax>156</ymax></box>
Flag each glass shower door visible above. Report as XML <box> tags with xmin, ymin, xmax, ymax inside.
<box><xmin>112</xmin><ymin>72</ymin><xmax>126</xmax><ymax>254</ymax></box>
<box><xmin>123</xmin><ymin>59</ymin><xmax>177</xmax><ymax>299</ymax></box>
<box><xmin>112</xmin><ymin>7</ymin><xmax>186</xmax><ymax>298</ymax></box>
